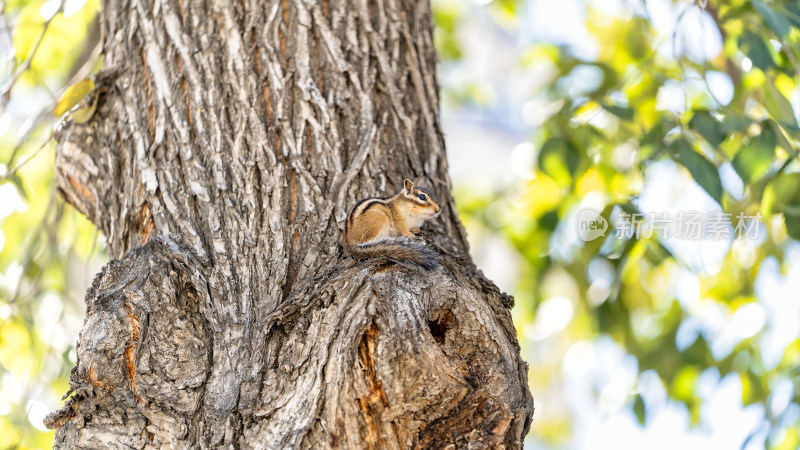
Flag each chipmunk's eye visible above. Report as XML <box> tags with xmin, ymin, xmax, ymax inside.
<box><xmin>418</xmin><ymin>193</ymin><xmax>427</xmax><ymax>201</ymax></box>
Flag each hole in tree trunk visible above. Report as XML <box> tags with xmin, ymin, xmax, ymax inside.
<box><xmin>428</xmin><ymin>310</ymin><xmax>455</xmax><ymax>344</ymax></box>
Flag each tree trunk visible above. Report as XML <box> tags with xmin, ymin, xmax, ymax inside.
<box><xmin>46</xmin><ymin>0</ymin><xmax>534</xmax><ymax>448</ymax></box>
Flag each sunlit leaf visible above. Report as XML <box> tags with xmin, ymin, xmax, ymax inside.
<box><xmin>537</xmin><ymin>137</ymin><xmax>581</xmax><ymax>187</ymax></box>
<box><xmin>670</xmin><ymin>366</ymin><xmax>699</xmax><ymax>403</ymax></box>
<box><xmin>742</xmin><ymin>370</ymin><xmax>768</xmax><ymax>406</ymax></box>
<box><xmin>492</xmin><ymin>0</ymin><xmax>518</xmax><ymax>17</ymax></box>
<box><xmin>762</xmin><ymin>172</ymin><xmax>800</xmax><ymax>239</ymax></box>
<box><xmin>762</xmin><ymin>172</ymin><xmax>800</xmax><ymax>216</ymax></box>
<box><xmin>54</xmin><ymin>78</ymin><xmax>95</xmax><ymax>117</ymax></box>
<box><xmin>732</xmin><ymin>125</ymin><xmax>776</xmax><ymax>184</ymax></box>
<box><xmin>675</xmin><ymin>139</ymin><xmax>723</xmax><ymax>203</ymax></box>
<box><xmin>640</xmin><ymin>120</ymin><xmax>669</xmax><ymax>147</ymax></box>
<box><xmin>0</xmin><ymin>320</ymin><xmax>33</xmax><ymax>375</ymax></box>
<box><xmin>623</xmin><ymin>17</ymin><xmax>652</xmax><ymax>60</ymax></box>
<box><xmin>781</xmin><ymin>338</ymin><xmax>800</xmax><ymax>369</ymax></box>
<box><xmin>690</xmin><ymin>110</ymin><xmax>725</xmax><ymax>147</ymax></box>
<box><xmin>71</xmin><ymin>93</ymin><xmax>100</xmax><ymax>124</ymax></box>
<box><xmin>433</xmin><ymin>1</ymin><xmax>463</xmax><ymax>61</ymax></box>
<box><xmin>768</xmin><ymin>120</ymin><xmax>797</xmax><ymax>154</ymax></box>
<box><xmin>601</xmin><ymin>102</ymin><xmax>633</xmax><ymax>121</ymax></box>
<box><xmin>764</xmin><ymin>78</ymin><xmax>797</xmax><ymax>127</ymax></box>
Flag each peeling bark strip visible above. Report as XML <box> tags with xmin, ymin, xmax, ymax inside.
<box><xmin>50</xmin><ymin>0</ymin><xmax>533</xmax><ymax>448</ymax></box>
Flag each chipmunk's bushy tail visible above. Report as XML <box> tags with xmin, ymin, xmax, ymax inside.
<box><xmin>349</xmin><ymin>237</ymin><xmax>439</xmax><ymax>270</ymax></box>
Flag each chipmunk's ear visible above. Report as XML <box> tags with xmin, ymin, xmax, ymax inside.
<box><xmin>403</xmin><ymin>179</ymin><xmax>415</xmax><ymax>193</ymax></box>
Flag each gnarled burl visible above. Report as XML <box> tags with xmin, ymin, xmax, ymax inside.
<box><xmin>47</xmin><ymin>0</ymin><xmax>534</xmax><ymax>448</ymax></box>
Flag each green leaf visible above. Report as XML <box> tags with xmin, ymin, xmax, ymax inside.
<box><xmin>624</xmin><ymin>18</ymin><xmax>652</xmax><ymax>60</ymax></box>
<box><xmin>54</xmin><ymin>78</ymin><xmax>94</xmax><ymax>117</ymax></box>
<box><xmin>538</xmin><ymin>209</ymin><xmax>559</xmax><ymax>231</ymax></box>
<box><xmin>683</xmin><ymin>334</ymin><xmax>712</xmax><ymax>366</ymax></box>
<box><xmin>720</xmin><ymin>114</ymin><xmax>752</xmax><ymax>134</ymax></box>
<box><xmin>766</xmin><ymin>120</ymin><xmax>796</xmax><ymax>155</ymax></box>
<box><xmin>71</xmin><ymin>93</ymin><xmax>100</xmax><ymax>124</ymax></box>
<box><xmin>675</xmin><ymin>139</ymin><xmax>723</xmax><ymax>203</ymax></box>
<box><xmin>640</xmin><ymin>118</ymin><xmax>678</xmax><ymax>162</ymax></box>
<box><xmin>538</xmin><ymin>137</ymin><xmax>581</xmax><ymax>187</ymax></box>
<box><xmin>618</xmin><ymin>202</ymin><xmax>640</xmax><ymax>216</ymax></box>
<box><xmin>762</xmin><ymin>172</ymin><xmax>800</xmax><ymax>217</ymax></box>
<box><xmin>737</xmin><ymin>31</ymin><xmax>775</xmax><ymax>70</ymax></box>
<box><xmin>633</xmin><ymin>394</ymin><xmax>646</xmax><ymax>426</ymax></box>
<box><xmin>601</xmin><ymin>102</ymin><xmax>634</xmax><ymax>121</ymax></box>
<box><xmin>765</xmin><ymin>171</ymin><xmax>800</xmax><ymax>240</ymax></box>
<box><xmin>690</xmin><ymin>110</ymin><xmax>725</xmax><ymax>147</ymax></box>
<box><xmin>764</xmin><ymin>78</ymin><xmax>797</xmax><ymax>127</ymax></box>
<box><xmin>784</xmin><ymin>208</ymin><xmax>800</xmax><ymax>240</ymax></box>
<box><xmin>781</xmin><ymin>338</ymin><xmax>800</xmax><ymax>368</ymax></box>
<box><xmin>8</xmin><ymin>174</ymin><xmax>27</xmax><ymax>200</ymax></box>
<box><xmin>732</xmin><ymin>125</ymin><xmax>776</xmax><ymax>184</ymax></box>
<box><xmin>762</xmin><ymin>172</ymin><xmax>800</xmax><ymax>239</ymax></box>
<box><xmin>641</xmin><ymin>121</ymin><xmax>667</xmax><ymax>147</ymax></box>
<box><xmin>752</xmin><ymin>0</ymin><xmax>794</xmax><ymax>37</ymax></box>
<box><xmin>742</xmin><ymin>370</ymin><xmax>768</xmax><ymax>406</ymax></box>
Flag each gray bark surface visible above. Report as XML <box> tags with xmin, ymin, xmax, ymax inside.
<box><xmin>46</xmin><ymin>0</ymin><xmax>534</xmax><ymax>448</ymax></box>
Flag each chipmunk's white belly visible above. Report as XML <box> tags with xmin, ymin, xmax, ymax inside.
<box><xmin>372</xmin><ymin>227</ymin><xmax>395</xmax><ymax>241</ymax></box>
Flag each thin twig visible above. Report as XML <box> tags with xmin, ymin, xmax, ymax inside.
<box><xmin>1</xmin><ymin>128</ymin><xmax>56</xmax><ymax>181</ymax></box>
<box><xmin>671</xmin><ymin>3</ymin><xmax>692</xmax><ymax>117</ymax></box>
<box><xmin>5</xmin><ymin>99</ymin><xmax>58</xmax><ymax>166</ymax></box>
<box><xmin>0</xmin><ymin>2</ymin><xmax>15</xmax><ymax>79</ymax></box>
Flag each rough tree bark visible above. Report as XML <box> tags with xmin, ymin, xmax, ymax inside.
<box><xmin>46</xmin><ymin>0</ymin><xmax>534</xmax><ymax>448</ymax></box>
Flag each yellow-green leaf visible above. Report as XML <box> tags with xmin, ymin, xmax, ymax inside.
<box><xmin>71</xmin><ymin>93</ymin><xmax>100</xmax><ymax>124</ymax></box>
<box><xmin>732</xmin><ymin>125</ymin><xmax>776</xmax><ymax>184</ymax></box>
<box><xmin>764</xmin><ymin>78</ymin><xmax>797</xmax><ymax>127</ymax></box>
<box><xmin>633</xmin><ymin>393</ymin><xmax>646</xmax><ymax>426</ymax></box>
<box><xmin>54</xmin><ymin>78</ymin><xmax>94</xmax><ymax>117</ymax></box>
<box><xmin>675</xmin><ymin>139</ymin><xmax>723</xmax><ymax>203</ymax></box>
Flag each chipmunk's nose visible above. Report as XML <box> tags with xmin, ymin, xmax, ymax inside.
<box><xmin>434</xmin><ymin>206</ymin><xmax>441</xmax><ymax>214</ymax></box>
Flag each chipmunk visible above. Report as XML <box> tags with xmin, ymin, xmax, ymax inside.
<box><xmin>343</xmin><ymin>179</ymin><xmax>441</xmax><ymax>269</ymax></box>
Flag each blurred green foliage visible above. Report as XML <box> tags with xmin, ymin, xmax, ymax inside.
<box><xmin>0</xmin><ymin>0</ymin><xmax>101</xmax><ymax>448</ymax></box>
<box><xmin>435</xmin><ymin>0</ymin><xmax>800</xmax><ymax>447</ymax></box>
